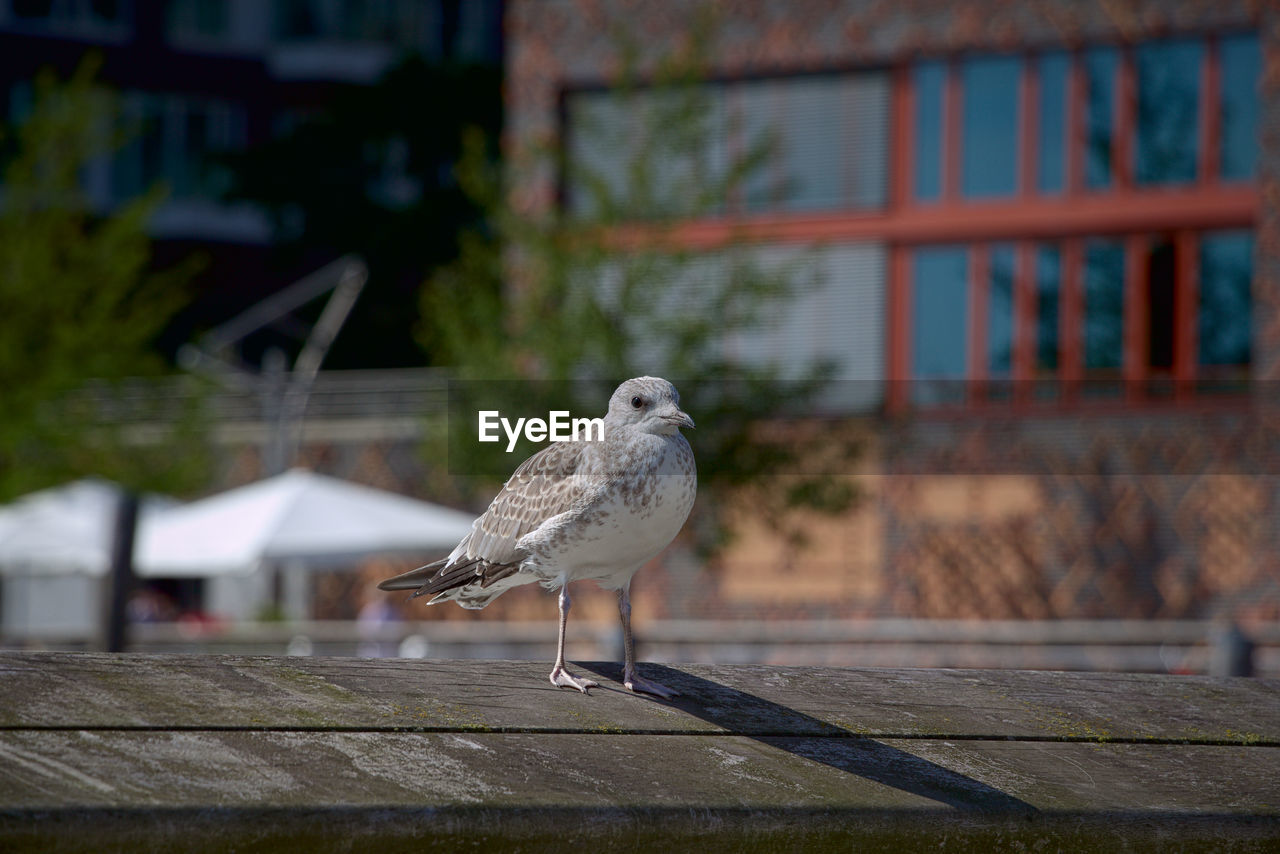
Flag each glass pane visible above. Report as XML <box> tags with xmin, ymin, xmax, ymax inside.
<box><xmin>140</xmin><ymin>98</ymin><xmax>166</xmax><ymax>194</ymax></box>
<box><xmin>1221</xmin><ymin>34</ymin><xmax>1259</xmax><ymax>181</ymax></box>
<box><xmin>566</xmin><ymin>90</ymin><xmax>630</xmax><ymax>217</ymax></box>
<box><xmin>1036</xmin><ymin>245</ymin><xmax>1060</xmax><ymax>372</ymax></box>
<box><xmin>1145</xmin><ymin>239</ymin><xmax>1176</xmax><ymax>371</ymax></box>
<box><xmin>1084</xmin><ymin>241</ymin><xmax>1125</xmax><ymax>371</ymax></box>
<box><xmin>912</xmin><ymin>246</ymin><xmax>969</xmax><ymax>378</ymax></box>
<box><xmin>1037</xmin><ymin>52</ymin><xmax>1069</xmax><ymax>194</ymax></box>
<box><xmin>1083</xmin><ymin>47</ymin><xmax>1116</xmax><ymax>190</ymax></box>
<box><xmin>647</xmin><ymin>86</ymin><xmax>726</xmax><ymax>217</ymax></box>
<box><xmin>782</xmin><ymin>76</ymin><xmax>845</xmax><ymax>211</ymax></box>
<box><xmin>914</xmin><ymin>62</ymin><xmax>944</xmax><ymax>201</ymax></box>
<box><xmin>740</xmin><ymin>79</ymin><xmax>779</xmax><ymax>212</ymax></box>
<box><xmin>1199</xmin><ymin>230</ymin><xmax>1253</xmax><ymax>366</ymax></box>
<box><xmin>962</xmin><ymin>56</ymin><xmax>1020</xmax><ymax>198</ymax></box>
<box><xmin>847</xmin><ymin>73</ymin><xmax>890</xmax><ymax>209</ymax></box>
<box><xmin>181</xmin><ymin>105</ymin><xmax>209</xmax><ymax>197</ymax></box>
<box><xmin>1136</xmin><ymin>39</ymin><xmax>1201</xmax><ymax>186</ymax></box>
<box><xmin>988</xmin><ymin>245</ymin><xmax>1015</xmax><ymax>376</ymax></box>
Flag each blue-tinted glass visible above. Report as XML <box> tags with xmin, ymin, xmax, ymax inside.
<box><xmin>912</xmin><ymin>246</ymin><xmax>969</xmax><ymax>378</ymax></box>
<box><xmin>1084</xmin><ymin>241</ymin><xmax>1125</xmax><ymax>371</ymax></box>
<box><xmin>962</xmin><ymin>56</ymin><xmax>1020</xmax><ymax>198</ymax></box>
<box><xmin>1038</xmin><ymin>53</ymin><xmax>1069</xmax><ymax>194</ymax></box>
<box><xmin>988</xmin><ymin>245</ymin><xmax>1015</xmax><ymax>376</ymax></box>
<box><xmin>1199</xmin><ymin>231</ymin><xmax>1253</xmax><ymax>366</ymax></box>
<box><xmin>1036</xmin><ymin>245</ymin><xmax>1060</xmax><ymax>371</ymax></box>
<box><xmin>1221</xmin><ymin>34</ymin><xmax>1259</xmax><ymax>181</ymax></box>
<box><xmin>914</xmin><ymin>62</ymin><xmax>945</xmax><ymax>201</ymax></box>
<box><xmin>1136</xmin><ymin>39</ymin><xmax>1201</xmax><ymax>185</ymax></box>
<box><xmin>1083</xmin><ymin>47</ymin><xmax>1116</xmax><ymax>190</ymax></box>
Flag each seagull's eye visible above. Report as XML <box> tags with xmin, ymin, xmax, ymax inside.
<box><xmin>630</xmin><ymin>396</ymin><xmax>644</xmax><ymax>409</ymax></box>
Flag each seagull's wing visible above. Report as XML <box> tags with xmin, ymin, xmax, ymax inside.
<box><xmin>377</xmin><ymin>439</ymin><xmax>597</xmax><ymax>599</ymax></box>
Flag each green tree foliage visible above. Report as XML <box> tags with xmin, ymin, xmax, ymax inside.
<box><xmin>226</xmin><ymin>57</ymin><xmax>502</xmax><ymax>369</ymax></box>
<box><xmin>419</xmin><ymin>31</ymin><xmax>863</xmax><ymax>553</ymax></box>
<box><xmin>0</xmin><ymin>61</ymin><xmax>209</xmax><ymax>500</ymax></box>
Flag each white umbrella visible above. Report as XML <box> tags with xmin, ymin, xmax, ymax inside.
<box><xmin>0</xmin><ymin>479</ymin><xmax>176</xmax><ymax>577</ymax></box>
<box><xmin>135</xmin><ymin>468</ymin><xmax>474</xmax><ymax>577</ymax></box>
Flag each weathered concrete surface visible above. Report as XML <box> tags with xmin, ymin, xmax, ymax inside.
<box><xmin>0</xmin><ymin>652</ymin><xmax>1276</xmax><ymax>852</ymax></box>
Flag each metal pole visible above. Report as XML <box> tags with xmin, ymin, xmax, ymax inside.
<box><xmin>1210</xmin><ymin>621</ymin><xmax>1255</xmax><ymax>677</ymax></box>
<box><xmin>103</xmin><ymin>490</ymin><xmax>139</xmax><ymax>653</ymax></box>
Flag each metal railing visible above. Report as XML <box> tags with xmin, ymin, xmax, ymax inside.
<box><xmin>70</xmin><ymin>367</ymin><xmax>451</xmax><ymax>425</ymax></box>
<box><xmin>13</xmin><ymin>618</ymin><xmax>1266</xmax><ymax>677</ymax></box>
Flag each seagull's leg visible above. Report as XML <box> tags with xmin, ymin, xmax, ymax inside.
<box><xmin>549</xmin><ymin>585</ymin><xmax>598</xmax><ymax>693</ymax></box>
<box><xmin>617</xmin><ymin>583</ymin><xmax>679</xmax><ymax>698</ymax></box>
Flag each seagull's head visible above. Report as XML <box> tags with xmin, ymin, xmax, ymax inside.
<box><xmin>606</xmin><ymin>376</ymin><xmax>695</xmax><ymax>436</ymax></box>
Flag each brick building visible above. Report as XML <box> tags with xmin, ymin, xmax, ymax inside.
<box><xmin>505</xmin><ymin>0</ymin><xmax>1279</xmax><ymax>624</ymax></box>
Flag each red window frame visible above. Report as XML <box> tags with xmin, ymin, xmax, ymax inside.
<box><xmin>595</xmin><ymin>32</ymin><xmax>1259</xmax><ymax>414</ymax></box>
<box><xmin>897</xmin><ymin>229</ymin><xmax>1244</xmax><ymax>412</ymax></box>
<box><xmin>880</xmin><ymin>34</ymin><xmax>1258</xmax><ymax>412</ymax></box>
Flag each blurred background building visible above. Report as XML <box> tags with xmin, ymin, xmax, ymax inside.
<box><xmin>0</xmin><ymin>0</ymin><xmax>502</xmax><ymax>367</ymax></box>
<box><xmin>509</xmin><ymin>0</ymin><xmax>1275</xmax><ymax>631</ymax></box>
<box><xmin>1</xmin><ymin>0</ymin><xmax>1276</xmax><ymax>674</ymax></box>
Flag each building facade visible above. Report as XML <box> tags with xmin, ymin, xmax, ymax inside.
<box><xmin>507</xmin><ymin>0</ymin><xmax>1279</xmax><ymax>624</ymax></box>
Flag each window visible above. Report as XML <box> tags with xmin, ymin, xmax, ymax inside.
<box><xmin>736</xmin><ymin>73</ymin><xmax>890</xmax><ymax>212</ymax></box>
<box><xmin>902</xmin><ymin>229</ymin><xmax>1253</xmax><ymax>407</ymax></box>
<box><xmin>891</xmin><ymin>33</ymin><xmax>1258</xmax><ymax>410</ymax></box>
<box><xmin>911</xmin><ymin>246</ymin><xmax>968</xmax><ymax>402</ymax></box>
<box><xmin>166</xmin><ymin>0</ymin><xmax>229</xmax><ymax>42</ymax></box>
<box><xmin>567</xmin><ymin>84</ymin><xmax>727</xmax><ymax>219</ymax></box>
<box><xmin>778</xmin><ymin>76</ymin><xmax>847</xmax><ymax>211</ymax></box>
<box><xmin>566</xmin><ymin>71</ymin><xmax>889</xmax><ymax>218</ymax></box>
<box><xmin>1037</xmin><ymin>53</ymin><xmax>1069</xmax><ymax>195</ymax></box>
<box><xmin>1199</xmin><ymin>231</ymin><xmax>1253</xmax><ymax>368</ymax></box>
<box><xmin>913</xmin><ymin>62</ymin><xmax>944</xmax><ymax>202</ymax></box>
<box><xmin>909</xmin><ymin>34</ymin><xmax>1256</xmax><ymax>203</ymax></box>
<box><xmin>1083</xmin><ymin>240</ymin><xmax>1124</xmax><ymax>375</ymax></box>
<box><xmin>595</xmin><ymin>243</ymin><xmax>885</xmax><ymax>413</ymax></box>
<box><xmin>961</xmin><ymin>56</ymin><xmax>1020</xmax><ymax>198</ymax></box>
<box><xmin>114</xmin><ymin>94</ymin><xmax>247</xmax><ymax>202</ymax></box>
<box><xmin>1136</xmin><ymin>39</ymin><xmax>1201</xmax><ymax>186</ymax></box>
<box><xmin>987</xmin><ymin>245</ymin><xmax>1015</xmax><ymax>376</ymax></box>
<box><xmin>558</xmin><ymin>32</ymin><xmax>1261</xmax><ymax>415</ymax></box>
<box><xmin>273</xmin><ymin>0</ymin><xmax>434</xmax><ymax>48</ymax></box>
<box><xmin>726</xmin><ymin>243</ymin><xmax>887</xmax><ymax>411</ymax></box>
<box><xmin>1035</xmin><ymin>246</ymin><xmax>1061</xmax><ymax>374</ymax></box>
<box><xmin>1144</xmin><ymin>237</ymin><xmax>1177</xmax><ymax>373</ymax></box>
<box><xmin>7</xmin><ymin>0</ymin><xmax>127</xmax><ymax>36</ymax></box>
<box><xmin>1220</xmin><ymin>34</ymin><xmax>1259</xmax><ymax>181</ymax></box>
<box><xmin>739</xmin><ymin>79</ymin><xmax>782</xmax><ymax>212</ymax></box>
<box><xmin>1082</xmin><ymin>47</ymin><xmax>1117</xmax><ymax>190</ymax></box>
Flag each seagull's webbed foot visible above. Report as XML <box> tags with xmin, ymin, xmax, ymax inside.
<box><xmin>550</xmin><ymin>664</ymin><xmax>599</xmax><ymax>694</ymax></box>
<box><xmin>623</xmin><ymin>668</ymin><xmax>680</xmax><ymax>698</ymax></box>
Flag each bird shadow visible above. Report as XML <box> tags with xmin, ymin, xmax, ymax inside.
<box><xmin>579</xmin><ymin>661</ymin><xmax>1038</xmax><ymax>814</ymax></box>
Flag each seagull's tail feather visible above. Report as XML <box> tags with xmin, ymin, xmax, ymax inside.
<box><xmin>377</xmin><ymin>556</ymin><xmax>527</xmax><ymax>608</ymax></box>
<box><xmin>376</xmin><ymin>557</ymin><xmax>451</xmax><ymax>592</ymax></box>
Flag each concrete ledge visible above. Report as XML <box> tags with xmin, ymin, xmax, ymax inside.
<box><xmin>0</xmin><ymin>652</ymin><xmax>1276</xmax><ymax>851</ymax></box>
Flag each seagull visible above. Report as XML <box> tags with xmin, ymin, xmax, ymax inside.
<box><xmin>379</xmin><ymin>376</ymin><xmax>696</xmax><ymax>697</ymax></box>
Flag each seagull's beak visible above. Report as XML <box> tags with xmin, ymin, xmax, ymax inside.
<box><xmin>661</xmin><ymin>408</ymin><xmax>695</xmax><ymax>430</ymax></box>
